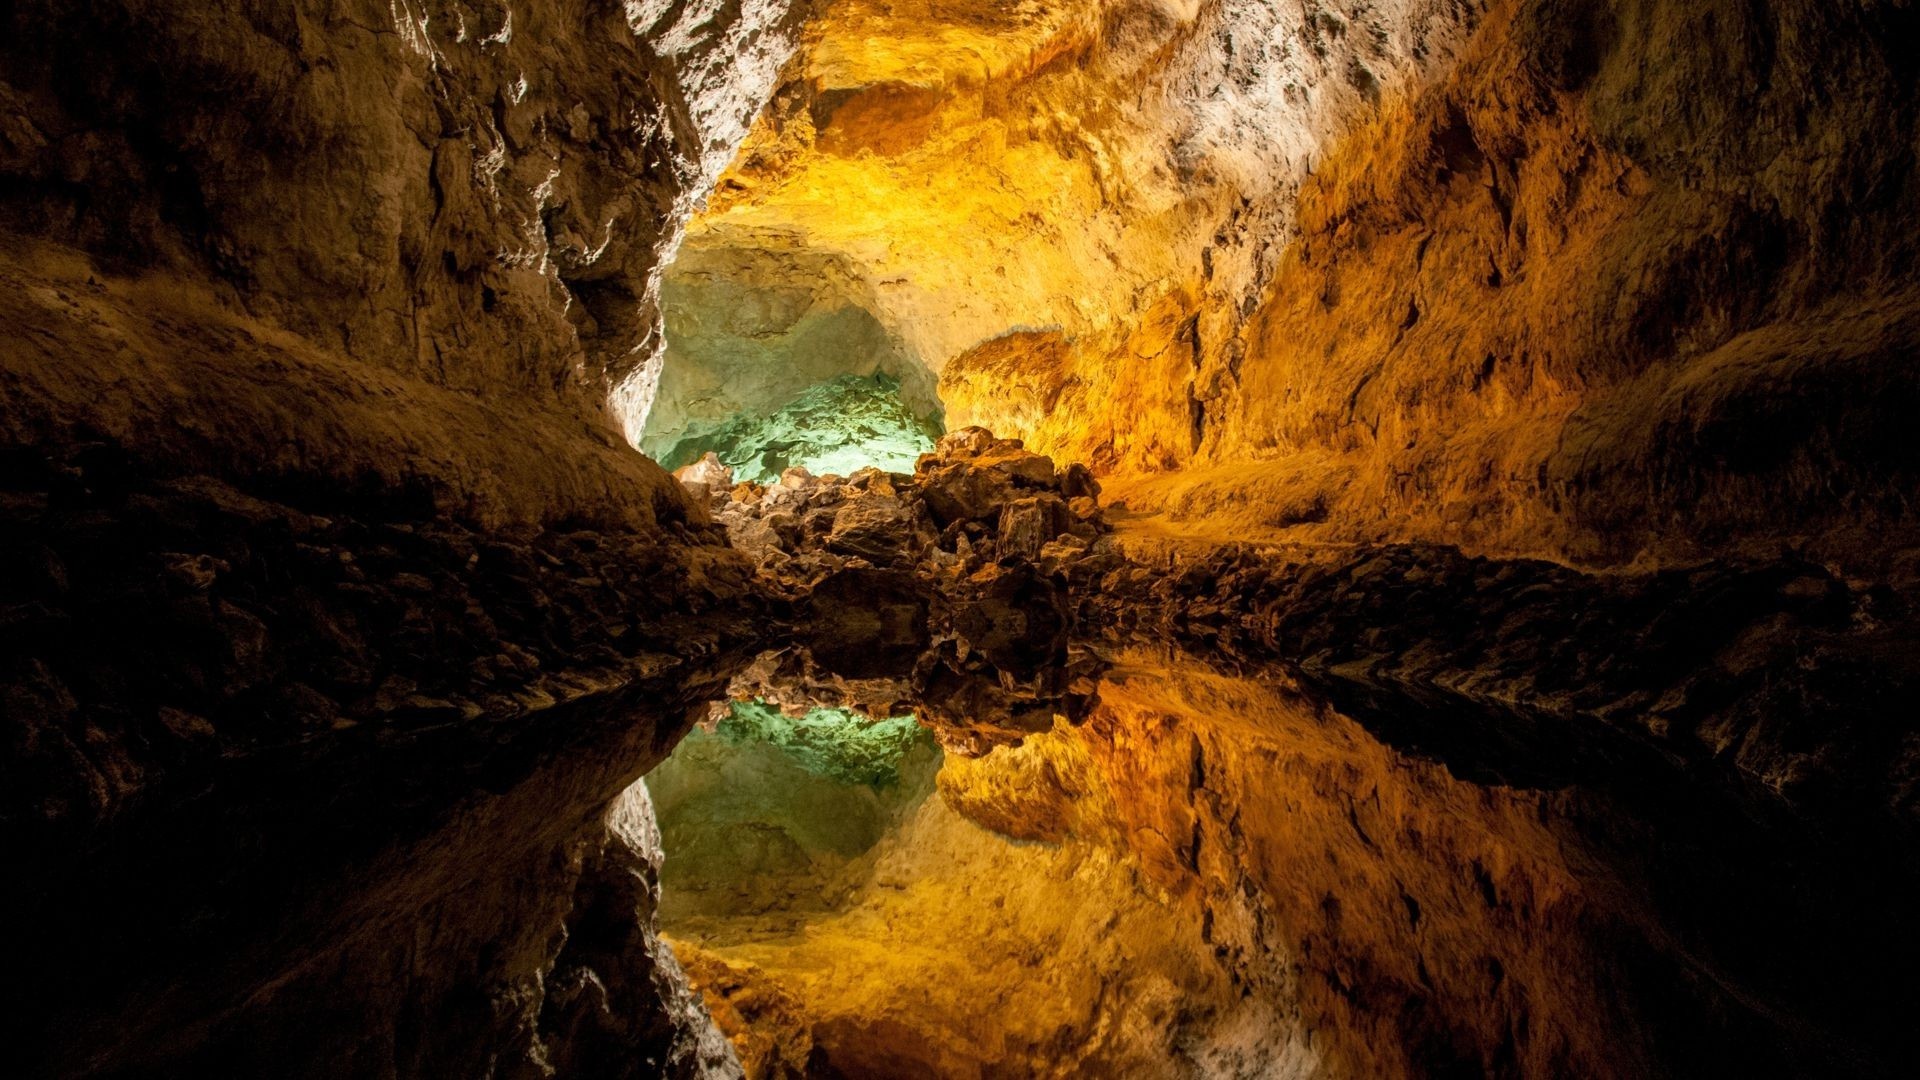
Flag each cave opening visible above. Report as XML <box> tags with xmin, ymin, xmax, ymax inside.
<box><xmin>646</xmin><ymin>699</ymin><xmax>940</xmax><ymax>927</ymax></box>
<box><xmin>633</xmin><ymin>234</ymin><xmax>945</xmax><ymax>483</ymax></box>
<box><xmin>650</xmin><ymin>371</ymin><xmax>942</xmax><ymax>485</ymax></box>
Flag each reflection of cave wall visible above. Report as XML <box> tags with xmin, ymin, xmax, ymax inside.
<box><xmin>639</xmin><ymin>234</ymin><xmax>943</xmax><ymax>466</ymax></box>
<box><xmin>647</xmin><ymin>701</ymin><xmax>939</xmax><ymax>923</ymax></box>
<box><xmin>674</xmin><ymin>652</ymin><xmax>1919</xmax><ymax>1079</ymax></box>
<box><xmin>664</xmin><ymin>704</ymin><xmax>1300</xmax><ymax>1078</ymax></box>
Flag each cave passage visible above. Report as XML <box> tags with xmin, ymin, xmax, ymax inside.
<box><xmin>636</xmin><ymin>232</ymin><xmax>945</xmax><ymax>483</ymax></box>
<box><xmin>8</xmin><ymin>0</ymin><xmax>1920</xmax><ymax>1077</ymax></box>
<box><xmin>650</xmin><ymin>372</ymin><xmax>943</xmax><ymax>484</ymax></box>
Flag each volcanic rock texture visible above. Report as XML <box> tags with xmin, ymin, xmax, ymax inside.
<box><xmin>4</xmin><ymin>0</ymin><xmax>1920</xmax><ymax>1077</ymax></box>
<box><xmin>1</xmin><ymin>0</ymin><xmax>802</xmax><ymax>1074</ymax></box>
<box><xmin>694</xmin><ymin>0</ymin><xmax>1920</xmax><ymax>568</ymax></box>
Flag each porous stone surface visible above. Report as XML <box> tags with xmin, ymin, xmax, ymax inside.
<box><xmin>0</xmin><ymin>0</ymin><xmax>803</xmax><ymax>1073</ymax></box>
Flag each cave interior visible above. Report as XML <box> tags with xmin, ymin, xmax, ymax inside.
<box><xmin>4</xmin><ymin>0</ymin><xmax>1920</xmax><ymax>1078</ymax></box>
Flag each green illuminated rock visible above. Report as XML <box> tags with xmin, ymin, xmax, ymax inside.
<box><xmin>645</xmin><ymin>700</ymin><xmax>939</xmax><ymax>921</ymax></box>
<box><xmin>716</xmin><ymin>700</ymin><xmax>930</xmax><ymax>788</ymax></box>
<box><xmin>654</xmin><ymin>373</ymin><xmax>942</xmax><ymax>484</ymax></box>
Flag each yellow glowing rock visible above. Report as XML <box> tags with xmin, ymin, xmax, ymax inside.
<box><xmin>671</xmin><ymin>0</ymin><xmax>1920</xmax><ymax>569</ymax></box>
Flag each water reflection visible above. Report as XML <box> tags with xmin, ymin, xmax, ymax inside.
<box><xmin>653</xmin><ymin>630</ymin><xmax>1920</xmax><ymax>1078</ymax></box>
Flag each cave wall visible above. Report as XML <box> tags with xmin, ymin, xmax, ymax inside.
<box><xmin>698</xmin><ymin>0</ymin><xmax>1920</xmax><ymax>568</ymax></box>
<box><xmin>0</xmin><ymin>0</ymin><xmax>797</xmax><ymax>404</ymax></box>
<box><xmin>0</xmin><ymin>1</ymin><xmax>805</xmax><ymax>1073</ymax></box>
<box><xmin>0</xmin><ymin>0</ymin><xmax>805</xmax><ymax>530</ymax></box>
<box><xmin>690</xmin><ymin>0</ymin><xmax>1483</xmax><ymax>473</ymax></box>
<box><xmin>1136</xmin><ymin>0</ymin><xmax>1920</xmax><ymax>567</ymax></box>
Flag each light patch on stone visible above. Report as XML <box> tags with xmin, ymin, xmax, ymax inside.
<box><xmin>653</xmin><ymin>372</ymin><xmax>940</xmax><ymax>484</ymax></box>
<box><xmin>716</xmin><ymin>700</ymin><xmax>929</xmax><ymax>788</ymax></box>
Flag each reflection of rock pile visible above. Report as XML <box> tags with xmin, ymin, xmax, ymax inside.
<box><xmin>678</xmin><ymin>427</ymin><xmax>1114</xmax><ymax>752</ymax></box>
<box><xmin>726</xmin><ymin>638</ymin><xmax>1109</xmax><ymax>758</ymax></box>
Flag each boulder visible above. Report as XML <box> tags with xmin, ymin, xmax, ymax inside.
<box><xmin>827</xmin><ymin>494</ymin><xmax>923</xmax><ymax>564</ymax></box>
<box><xmin>998</xmin><ymin>495</ymin><xmax>1076</xmax><ymax>559</ymax></box>
<box><xmin>1060</xmin><ymin>463</ymin><xmax>1101</xmax><ymax>499</ymax></box>
<box><xmin>935</xmin><ymin>426</ymin><xmax>998</xmax><ymax>458</ymax></box>
<box><xmin>973</xmin><ymin>446</ymin><xmax>1056</xmax><ymax>488</ymax></box>
<box><xmin>674</xmin><ymin>452</ymin><xmax>734</xmax><ymax>490</ymax></box>
<box><xmin>918</xmin><ymin>462</ymin><xmax>1017</xmax><ymax>527</ymax></box>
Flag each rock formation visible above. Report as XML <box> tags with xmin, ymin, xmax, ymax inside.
<box><xmin>1</xmin><ymin>0</ymin><xmax>801</xmax><ymax>1073</ymax></box>
<box><xmin>3</xmin><ymin>0</ymin><xmax>1919</xmax><ymax>1078</ymax></box>
<box><xmin>686</xmin><ymin>0</ymin><xmax>1920</xmax><ymax>569</ymax></box>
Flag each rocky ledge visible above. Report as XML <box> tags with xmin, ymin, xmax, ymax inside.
<box><xmin>1</xmin><ymin>443</ymin><xmax>762</xmax><ymax>1078</ymax></box>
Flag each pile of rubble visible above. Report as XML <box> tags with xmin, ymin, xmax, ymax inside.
<box><xmin>674</xmin><ymin>426</ymin><xmax>1115</xmax><ymax>752</ymax></box>
<box><xmin>675</xmin><ymin>426</ymin><xmax>1109</xmax><ymax>595</ymax></box>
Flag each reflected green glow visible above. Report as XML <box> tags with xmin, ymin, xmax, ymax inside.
<box><xmin>658</xmin><ymin>372</ymin><xmax>941</xmax><ymax>484</ymax></box>
<box><xmin>716</xmin><ymin>699</ymin><xmax>929</xmax><ymax>788</ymax></box>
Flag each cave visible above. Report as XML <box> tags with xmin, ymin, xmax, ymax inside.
<box><xmin>5</xmin><ymin>1</ymin><xmax>1920</xmax><ymax>1078</ymax></box>
<box><xmin>635</xmin><ymin>236</ymin><xmax>944</xmax><ymax>482</ymax></box>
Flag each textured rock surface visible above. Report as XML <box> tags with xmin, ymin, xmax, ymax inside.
<box><xmin>1095</xmin><ymin>0</ymin><xmax>1920</xmax><ymax>568</ymax></box>
<box><xmin>689</xmin><ymin>0</ymin><xmax>1920</xmax><ymax>569</ymax></box>
<box><xmin>5</xmin><ymin>0</ymin><xmax>1919</xmax><ymax>1075</ymax></box>
<box><xmin>0</xmin><ymin>0</ymin><xmax>798</xmax><ymax>411</ymax></box>
<box><xmin>639</xmin><ymin>240</ymin><xmax>943</xmax><ymax>461</ymax></box>
<box><xmin>699</xmin><ymin>427</ymin><xmax>1105</xmax><ymax>586</ymax></box>
<box><xmin>0</xmin><ymin>0</ymin><xmax>801</xmax><ymax>1073</ymax></box>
